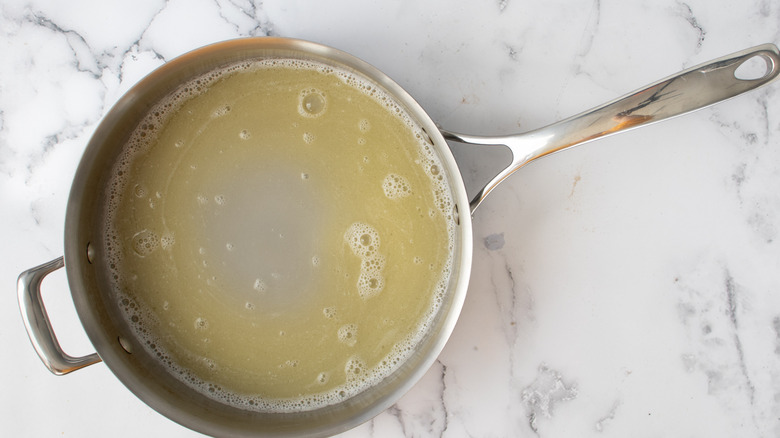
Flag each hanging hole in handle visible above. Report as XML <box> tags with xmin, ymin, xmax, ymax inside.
<box><xmin>734</xmin><ymin>54</ymin><xmax>771</xmax><ymax>81</ymax></box>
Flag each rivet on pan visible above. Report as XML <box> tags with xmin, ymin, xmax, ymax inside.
<box><xmin>86</xmin><ymin>242</ymin><xmax>95</xmax><ymax>264</ymax></box>
<box><xmin>118</xmin><ymin>336</ymin><xmax>133</xmax><ymax>354</ymax></box>
<box><xmin>420</xmin><ymin>127</ymin><xmax>434</xmax><ymax>146</ymax></box>
<box><xmin>452</xmin><ymin>203</ymin><xmax>460</xmax><ymax>225</ymax></box>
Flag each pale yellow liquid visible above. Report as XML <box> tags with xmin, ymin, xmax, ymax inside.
<box><xmin>103</xmin><ymin>60</ymin><xmax>454</xmax><ymax>411</ymax></box>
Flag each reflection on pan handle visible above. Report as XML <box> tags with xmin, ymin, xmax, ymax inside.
<box><xmin>442</xmin><ymin>43</ymin><xmax>780</xmax><ymax>214</ymax></box>
<box><xmin>18</xmin><ymin>257</ymin><xmax>102</xmax><ymax>375</ymax></box>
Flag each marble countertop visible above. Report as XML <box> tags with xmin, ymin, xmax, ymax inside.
<box><xmin>3</xmin><ymin>0</ymin><xmax>780</xmax><ymax>436</ymax></box>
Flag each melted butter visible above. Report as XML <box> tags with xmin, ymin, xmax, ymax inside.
<box><xmin>102</xmin><ymin>60</ymin><xmax>454</xmax><ymax>411</ymax></box>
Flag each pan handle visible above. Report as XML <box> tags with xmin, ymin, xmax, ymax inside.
<box><xmin>442</xmin><ymin>43</ymin><xmax>780</xmax><ymax>214</ymax></box>
<box><xmin>18</xmin><ymin>257</ymin><xmax>102</xmax><ymax>375</ymax></box>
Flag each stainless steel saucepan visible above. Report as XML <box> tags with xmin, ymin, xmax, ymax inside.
<box><xmin>18</xmin><ymin>38</ymin><xmax>780</xmax><ymax>437</ymax></box>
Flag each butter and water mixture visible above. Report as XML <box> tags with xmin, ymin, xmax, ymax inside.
<box><xmin>102</xmin><ymin>59</ymin><xmax>455</xmax><ymax>411</ymax></box>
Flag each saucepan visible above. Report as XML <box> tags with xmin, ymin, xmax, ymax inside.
<box><xmin>17</xmin><ymin>38</ymin><xmax>780</xmax><ymax>437</ymax></box>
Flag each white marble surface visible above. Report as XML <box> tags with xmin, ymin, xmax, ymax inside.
<box><xmin>3</xmin><ymin>0</ymin><xmax>780</xmax><ymax>436</ymax></box>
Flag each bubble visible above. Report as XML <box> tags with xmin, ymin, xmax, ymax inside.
<box><xmin>303</xmin><ymin>132</ymin><xmax>315</xmax><ymax>144</ymax></box>
<box><xmin>344</xmin><ymin>223</ymin><xmax>387</xmax><ymax>299</ymax></box>
<box><xmin>133</xmin><ymin>183</ymin><xmax>147</xmax><ymax>198</ymax></box>
<box><xmin>345</xmin><ymin>223</ymin><xmax>380</xmax><ymax>258</ymax></box>
<box><xmin>212</xmin><ymin>104</ymin><xmax>231</xmax><ymax>118</ymax></box>
<box><xmin>323</xmin><ymin>306</ymin><xmax>336</xmax><ymax>319</ymax></box>
<box><xmin>357</xmin><ymin>137</ymin><xmax>366</xmax><ymax>146</ymax></box>
<box><xmin>337</xmin><ymin>324</ymin><xmax>358</xmax><ymax>347</ymax></box>
<box><xmin>316</xmin><ymin>372</ymin><xmax>329</xmax><ymax>385</ymax></box>
<box><xmin>312</xmin><ymin>255</ymin><xmax>320</xmax><ymax>267</ymax></box>
<box><xmin>214</xmin><ymin>194</ymin><xmax>226</xmax><ymax>205</ymax></box>
<box><xmin>382</xmin><ymin>173</ymin><xmax>412</xmax><ymax>199</ymax></box>
<box><xmin>358</xmin><ymin>119</ymin><xmax>370</xmax><ymax>132</ymax></box>
<box><xmin>345</xmin><ymin>356</ymin><xmax>367</xmax><ymax>382</ymax></box>
<box><xmin>245</xmin><ymin>302</ymin><xmax>255</xmax><ymax>310</ymax></box>
<box><xmin>357</xmin><ymin>271</ymin><xmax>384</xmax><ymax>299</ymax></box>
<box><xmin>194</xmin><ymin>317</ymin><xmax>209</xmax><ymax>330</ymax></box>
<box><xmin>366</xmin><ymin>254</ymin><xmax>385</xmax><ymax>270</ymax></box>
<box><xmin>202</xmin><ymin>358</ymin><xmax>217</xmax><ymax>371</ymax></box>
<box><xmin>239</xmin><ymin>129</ymin><xmax>251</xmax><ymax>140</ymax></box>
<box><xmin>253</xmin><ymin>278</ymin><xmax>267</xmax><ymax>292</ymax></box>
<box><xmin>131</xmin><ymin>229</ymin><xmax>160</xmax><ymax>257</ymax></box>
<box><xmin>301</xmin><ymin>173</ymin><xmax>309</xmax><ymax>180</ymax></box>
<box><xmin>160</xmin><ymin>233</ymin><xmax>175</xmax><ymax>250</ymax></box>
<box><xmin>174</xmin><ymin>139</ymin><xmax>185</xmax><ymax>148</ymax></box>
<box><xmin>226</xmin><ymin>242</ymin><xmax>235</xmax><ymax>251</ymax></box>
<box><xmin>298</xmin><ymin>89</ymin><xmax>327</xmax><ymax>117</ymax></box>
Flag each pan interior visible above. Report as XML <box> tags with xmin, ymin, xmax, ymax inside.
<box><xmin>99</xmin><ymin>56</ymin><xmax>458</xmax><ymax>413</ymax></box>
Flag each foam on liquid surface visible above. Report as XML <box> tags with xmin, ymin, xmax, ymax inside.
<box><xmin>102</xmin><ymin>58</ymin><xmax>455</xmax><ymax>412</ymax></box>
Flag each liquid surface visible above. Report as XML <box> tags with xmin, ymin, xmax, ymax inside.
<box><xmin>102</xmin><ymin>59</ymin><xmax>455</xmax><ymax>411</ymax></box>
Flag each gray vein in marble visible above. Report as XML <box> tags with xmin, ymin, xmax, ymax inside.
<box><xmin>725</xmin><ymin>272</ymin><xmax>757</xmax><ymax>405</ymax></box>
<box><xmin>22</xmin><ymin>6</ymin><xmax>161</xmax><ymax>78</ymax></box>
<box><xmin>521</xmin><ymin>364</ymin><xmax>577</xmax><ymax>434</ymax></box>
<box><xmin>216</xmin><ymin>0</ymin><xmax>274</xmax><ymax>36</ymax></box>
<box><xmin>710</xmin><ymin>98</ymin><xmax>770</xmax><ymax>152</ymax></box>
<box><xmin>381</xmin><ymin>359</ymin><xmax>448</xmax><ymax>437</ymax></box>
<box><xmin>438</xmin><ymin>361</ymin><xmax>450</xmax><ymax>438</ymax></box>
<box><xmin>487</xmin><ymin>255</ymin><xmax>520</xmax><ymax>348</ymax></box>
<box><xmin>773</xmin><ymin>316</ymin><xmax>780</xmax><ymax>355</ymax></box>
<box><xmin>118</xmin><ymin>44</ymin><xmax>166</xmax><ymax>86</ymax></box>
<box><xmin>757</xmin><ymin>97</ymin><xmax>770</xmax><ymax>147</ymax></box>
<box><xmin>29</xmin><ymin>199</ymin><xmax>45</xmax><ymax>226</ymax></box>
<box><xmin>675</xmin><ymin>265</ymin><xmax>768</xmax><ymax>434</ymax></box>
<box><xmin>1</xmin><ymin>0</ymin><xmax>278</xmax><ymax>186</ymax></box>
<box><xmin>712</xmin><ymin>93</ymin><xmax>779</xmax><ymax>244</ymax></box>
<box><xmin>594</xmin><ymin>400</ymin><xmax>620</xmax><ymax>433</ymax></box>
<box><xmin>134</xmin><ymin>7</ymin><xmax>170</xmax><ymax>64</ymax></box>
<box><xmin>576</xmin><ymin>0</ymin><xmax>600</xmax><ymax>59</ymax></box>
<box><xmin>731</xmin><ymin>162</ymin><xmax>748</xmax><ymax>193</ymax></box>
<box><xmin>27</xmin><ymin>11</ymin><xmax>102</xmax><ymax>78</ymax></box>
<box><xmin>551</xmin><ymin>0</ymin><xmax>600</xmax><ymax>118</ymax></box>
<box><xmin>676</xmin><ymin>2</ymin><xmax>706</xmax><ymax>52</ymax></box>
<box><xmin>384</xmin><ymin>405</ymin><xmax>407</xmax><ymax>437</ymax></box>
<box><xmin>6</xmin><ymin>7</ymin><xmax>156</xmax><ymax>157</ymax></box>
<box><xmin>505</xmin><ymin>44</ymin><xmax>520</xmax><ymax>62</ymax></box>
